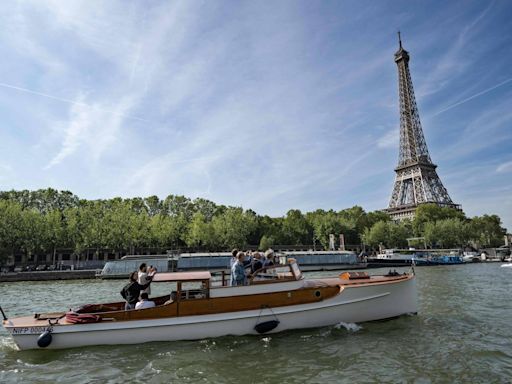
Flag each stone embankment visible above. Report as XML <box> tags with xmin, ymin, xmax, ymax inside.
<box><xmin>0</xmin><ymin>270</ymin><xmax>97</xmax><ymax>282</ymax></box>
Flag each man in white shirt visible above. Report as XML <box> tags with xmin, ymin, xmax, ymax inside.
<box><xmin>135</xmin><ymin>293</ymin><xmax>156</xmax><ymax>310</ymax></box>
<box><xmin>138</xmin><ymin>263</ymin><xmax>151</xmax><ymax>295</ymax></box>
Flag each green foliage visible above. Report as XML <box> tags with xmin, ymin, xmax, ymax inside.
<box><xmin>413</xmin><ymin>204</ymin><xmax>466</xmax><ymax>235</ymax></box>
<box><xmin>259</xmin><ymin>235</ymin><xmax>276</xmax><ymax>250</ymax></box>
<box><xmin>186</xmin><ymin>212</ymin><xmax>216</xmax><ymax>248</ymax></box>
<box><xmin>468</xmin><ymin>215</ymin><xmax>506</xmax><ymax>247</ymax></box>
<box><xmin>0</xmin><ymin>189</ymin><xmax>507</xmax><ymax>264</ymax></box>
<box><xmin>305</xmin><ymin>209</ymin><xmax>360</xmax><ymax>249</ymax></box>
<box><xmin>282</xmin><ymin>210</ymin><xmax>311</xmax><ymax>245</ymax></box>
<box><xmin>362</xmin><ymin>220</ymin><xmax>412</xmax><ymax>248</ymax></box>
<box><xmin>423</xmin><ymin>218</ymin><xmax>469</xmax><ymax>248</ymax></box>
<box><xmin>211</xmin><ymin>208</ymin><xmax>257</xmax><ymax>249</ymax></box>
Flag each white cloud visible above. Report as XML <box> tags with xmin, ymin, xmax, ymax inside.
<box><xmin>377</xmin><ymin>128</ymin><xmax>399</xmax><ymax>149</ymax></box>
<box><xmin>416</xmin><ymin>2</ymin><xmax>494</xmax><ymax>98</ymax></box>
<box><xmin>496</xmin><ymin>161</ymin><xmax>512</xmax><ymax>173</ymax></box>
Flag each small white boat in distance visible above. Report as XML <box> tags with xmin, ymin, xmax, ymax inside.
<box><xmin>462</xmin><ymin>251</ymin><xmax>482</xmax><ymax>263</ymax></box>
<box><xmin>2</xmin><ymin>260</ymin><xmax>417</xmax><ymax>350</ymax></box>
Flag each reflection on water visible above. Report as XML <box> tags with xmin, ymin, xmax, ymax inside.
<box><xmin>1</xmin><ymin>264</ymin><xmax>512</xmax><ymax>383</ymax></box>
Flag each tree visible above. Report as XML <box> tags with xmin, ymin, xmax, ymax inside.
<box><xmin>186</xmin><ymin>212</ymin><xmax>216</xmax><ymax>249</ymax></box>
<box><xmin>0</xmin><ymin>201</ymin><xmax>25</xmax><ymax>261</ymax></box>
<box><xmin>42</xmin><ymin>210</ymin><xmax>67</xmax><ymax>264</ymax></box>
<box><xmin>193</xmin><ymin>198</ymin><xmax>219</xmax><ymax>222</ymax></box>
<box><xmin>413</xmin><ymin>204</ymin><xmax>465</xmax><ymax>235</ymax></box>
<box><xmin>366</xmin><ymin>210</ymin><xmax>391</xmax><ymax>228</ymax></box>
<box><xmin>362</xmin><ymin>221</ymin><xmax>389</xmax><ymax>248</ymax></box>
<box><xmin>468</xmin><ymin>215</ymin><xmax>505</xmax><ymax>247</ymax></box>
<box><xmin>282</xmin><ymin>209</ymin><xmax>311</xmax><ymax>245</ymax></box>
<box><xmin>339</xmin><ymin>206</ymin><xmax>367</xmax><ymax>242</ymax></box>
<box><xmin>212</xmin><ymin>208</ymin><xmax>257</xmax><ymax>249</ymax></box>
<box><xmin>259</xmin><ymin>235</ymin><xmax>276</xmax><ymax>250</ymax></box>
<box><xmin>149</xmin><ymin>214</ymin><xmax>186</xmax><ymax>248</ymax></box>
<box><xmin>305</xmin><ymin>210</ymin><xmax>352</xmax><ymax>249</ymax></box>
<box><xmin>362</xmin><ymin>220</ymin><xmax>411</xmax><ymax>249</ymax></box>
<box><xmin>163</xmin><ymin>195</ymin><xmax>195</xmax><ymax>219</ymax></box>
<box><xmin>423</xmin><ymin>218</ymin><xmax>469</xmax><ymax>248</ymax></box>
<box><xmin>144</xmin><ymin>195</ymin><xmax>163</xmax><ymax>217</ymax></box>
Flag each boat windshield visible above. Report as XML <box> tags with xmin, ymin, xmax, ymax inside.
<box><xmin>250</xmin><ymin>262</ymin><xmax>302</xmax><ymax>283</ymax></box>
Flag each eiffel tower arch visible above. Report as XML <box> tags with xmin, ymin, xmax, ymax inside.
<box><xmin>385</xmin><ymin>33</ymin><xmax>461</xmax><ymax>221</ymax></box>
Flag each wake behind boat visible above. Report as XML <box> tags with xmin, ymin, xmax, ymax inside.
<box><xmin>1</xmin><ymin>260</ymin><xmax>417</xmax><ymax>350</ymax></box>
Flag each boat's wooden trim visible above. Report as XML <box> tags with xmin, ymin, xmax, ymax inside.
<box><xmin>5</xmin><ymin>286</ymin><xmax>341</xmax><ymax>327</ymax></box>
<box><xmin>177</xmin><ymin>286</ymin><xmax>340</xmax><ymax>317</ymax></box>
<box><xmin>337</xmin><ymin>273</ymin><xmax>413</xmax><ymax>286</ymax></box>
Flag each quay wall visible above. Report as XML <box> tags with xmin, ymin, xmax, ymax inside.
<box><xmin>0</xmin><ymin>270</ymin><xmax>97</xmax><ymax>282</ymax></box>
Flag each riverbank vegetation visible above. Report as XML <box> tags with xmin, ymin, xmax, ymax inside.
<box><xmin>0</xmin><ymin>189</ymin><xmax>506</xmax><ymax>262</ymax></box>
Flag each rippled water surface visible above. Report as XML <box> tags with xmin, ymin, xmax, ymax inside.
<box><xmin>1</xmin><ymin>264</ymin><xmax>512</xmax><ymax>383</ymax></box>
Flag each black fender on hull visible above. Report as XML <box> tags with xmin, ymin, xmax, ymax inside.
<box><xmin>37</xmin><ymin>329</ymin><xmax>53</xmax><ymax>348</ymax></box>
<box><xmin>254</xmin><ymin>320</ymin><xmax>280</xmax><ymax>334</ymax></box>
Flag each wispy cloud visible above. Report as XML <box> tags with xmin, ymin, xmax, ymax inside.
<box><xmin>377</xmin><ymin>128</ymin><xmax>399</xmax><ymax>149</ymax></box>
<box><xmin>0</xmin><ymin>82</ymin><xmax>150</xmax><ymax>123</ymax></box>
<box><xmin>433</xmin><ymin>77</ymin><xmax>512</xmax><ymax>116</ymax></box>
<box><xmin>496</xmin><ymin>161</ymin><xmax>512</xmax><ymax>173</ymax></box>
<box><xmin>416</xmin><ymin>2</ymin><xmax>494</xmax><ymax>98</ymax></box>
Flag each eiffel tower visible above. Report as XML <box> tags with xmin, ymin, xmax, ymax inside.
<box><xmin>385</xmin><ymin>33</ymin><xmax>461</xmax><ymax>220</ymax></box>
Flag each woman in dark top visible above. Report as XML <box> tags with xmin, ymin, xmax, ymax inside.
<box><xmin>120</xmin><ymin>271</ymin><xmax>153</xmax><ymax>310</ymax></box>
<box><xmin>250</xmin><ymin>252</ymin><xmax>263</xmax><ymax>274</ymax></box>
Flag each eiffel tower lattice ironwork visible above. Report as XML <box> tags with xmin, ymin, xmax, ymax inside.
<box><xmin>386</xmin><ymin>33</ymin><xmax>461</xmax><ymax>220</ymax></box>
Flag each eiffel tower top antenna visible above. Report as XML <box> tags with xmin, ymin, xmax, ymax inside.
<box><xmin>398</xmin><ymin>30</ymin><xmax>402</xmax><ymax>49</ymax></box>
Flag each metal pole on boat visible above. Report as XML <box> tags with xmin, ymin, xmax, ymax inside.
<box><xmin>0</xmin><ymin>305</ymin><xmax>8</xmax><ymax>321</ymax></box>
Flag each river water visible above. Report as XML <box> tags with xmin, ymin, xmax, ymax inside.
<box><xmin>1</xmin><ymin>263</ymin><xmax>511</xmax><ymax>383</ymax></box>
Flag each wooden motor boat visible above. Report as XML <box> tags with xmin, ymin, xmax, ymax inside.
<box><xmin>1</xmin><ymin>260</ymin><xmax>417</xmax><ymax>350</ymax></box>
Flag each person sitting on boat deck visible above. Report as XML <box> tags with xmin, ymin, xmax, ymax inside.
<box><xmin>263</xmin><ymin>249</ymin><xmax>275</xmax><ymax>267</ymax></box>
<box><xmin>231</xmin><ymin>252</ymin><xmax>247</xmax><ymax>286</ymax></box>
<box><xmin>230</xmin><ymin>248</ymin><xmax>239</xmax><ymax>268</ymax></box>
<box><xmin>135</xmin><ymin>292</ymin><xmax>156</xmax><ymax>310</ymax></box>
<box><xmin>120</xmin><ymin>271</ymin><xmax>153</xmax><ymax>310</ymax></box>
<box><xmin>250</xmin><ymin>252</ymin><xmax>263</xmax><ymax>275</ymax></box>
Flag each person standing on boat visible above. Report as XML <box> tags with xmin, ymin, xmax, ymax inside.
<box><xmin>231</xmin><ymin>252</ymin><xmax>247</xmax><ymax>286</ymax></box>
<box><xmin>230</xmin><ymin>249</ymin><xmax>239</xmax><ymax>268</ymax></box>
<box><xmin>250</xmin><ymin>252</ymin><xmax>263</xmax><ymax>275</ymax></box>
<box><xmin>263</xmin><ymin>249</ymin><xmax>275</xmax><ymax>267</ymax></box>
<box><xmin>121</xmin><ymin>271</ymin><xmax>153</xmax><ymax>310</ymax></box>
<box><xmin>137</xmin><ymin>263</ymin><xmax>151</xmax><ymax>296</ymax></box>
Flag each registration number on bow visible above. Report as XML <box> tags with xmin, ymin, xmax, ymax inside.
<box><xmin>11</xmin><ymin>327</ymin><xmax>47</xmax><ymax>335</ymax></box>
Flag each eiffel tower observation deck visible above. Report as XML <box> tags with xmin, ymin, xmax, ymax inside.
<box><xmin>385</xmin><ymin>33</ymin><xmax>461</xmax><ymax>221</ymax></box>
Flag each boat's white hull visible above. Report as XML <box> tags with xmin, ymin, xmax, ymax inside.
<box><xmin>7</xmin><ymin>276</ymin><xmax>417</xmax><ymax>350</ymax></box>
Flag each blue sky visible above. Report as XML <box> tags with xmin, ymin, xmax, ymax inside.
<box><xmin>0</xmin><ymin>1</ymin><xmax>511</xmax><ymax>230</ymax></box>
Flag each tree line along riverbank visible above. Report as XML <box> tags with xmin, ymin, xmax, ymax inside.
<box><xmin>0</xmin><ymin>188</ymin><xmax>506</xmax><ymax>266</ymax></box>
